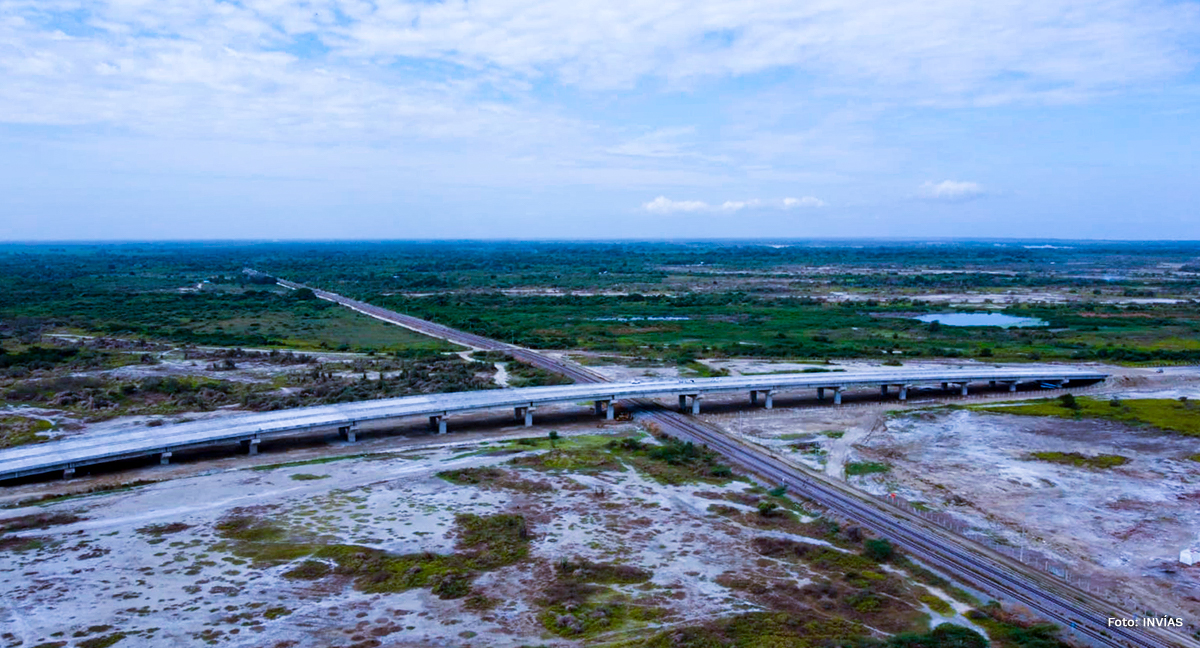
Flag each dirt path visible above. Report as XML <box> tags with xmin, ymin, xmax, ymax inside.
<box><xmin>825</xmin><ymin>411</ymin><xmax>887</xmax><ymax>478</ymax></box>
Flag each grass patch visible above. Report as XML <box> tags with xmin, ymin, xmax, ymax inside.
<box><xmin>920</xmin><ymin>593</ymin><xmax>954</xmax><ymax>616</ymax></box>
<box><xmin>77</xmin><ymin>634</ymin><xmax>125</xmax><ymax>648</ymax></box>
<box><xmin>251</xmin><ymin>454</ymin><xmax>367</xmax><ymax>471</ymax></box>
<box><xmin>0</xmin><ymin>512</ymin><xmax>81</xmax><ymax>534</ymax></box>
<box><xmin>6</xmin><ymin>479</ymin><xmax>159</xmax><ymax>508</ymax></box>
<box><xmin>0</xmin><ymin>416</ymin><xmax>53</xmax><ymax>448</ymax></box>
<box><xmin>215</xmin><ymin>508</ymin><xmax>530</xmax><ymax>599</ymax></box>
<box><xmin>437</xmin><ymin>466</ymin><xmax>554</xmax><ymax>493</ymax></box>
<box><xmin>539</xmin><ymin>558</ymin><xmax>657</xmax><ymax>638</ymax></box>
<box><xmin>281</xmin><ymin>559</ymin><xmax>330</xmax><ymax>580</ymax></box>
<box><xmin>615</xmin><ymin>612</ymin><xmax>867</xmax><ymax>648</ymax></box>
<box><xmin>289</xmin><ymin>473</ymin><xmax>330</xmax><ymax>481</ymax></box>
<box><xmin>845</xmin><ymin>461</ymin><xmax>891</xmax><ymax>477</ymax></box>
<box><xmin>752</xmin><ymin>536</ymin><xmax>880</xmax><ymax>574</ymax></box>
<box><xmin>136</xmin><ymin>522</ymin><xmax>190</xmax><ymax>537</ymax></box>
<box><xmin>1025</xmin><ymin>452</ymin><xmax>1129</xmax><ymax>470</ymax></box>
<box><xmin>975</xmin><ymin>397</ymin><xmax>1200</xmax><ymax>436</ymax></box>
<box><xmin>966</xmin><ymin>603</ymin><xmax>1071</xmax><ymax>648</ymax></box>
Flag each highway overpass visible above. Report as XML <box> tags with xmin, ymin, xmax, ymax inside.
<box><xmin>0</xmin><ymin>367</ymin><xmax>1106</xmax><ymax>481</ymax></box>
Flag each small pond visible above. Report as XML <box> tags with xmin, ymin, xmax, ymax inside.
<box><xmin>914</xmin><ymin>312</ymin><xmax>1046</xmax><ymax>328</ymax></box>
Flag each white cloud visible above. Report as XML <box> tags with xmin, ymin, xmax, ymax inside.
<box><xmin>784</xmin><ymin>196</ymin><xmax>826</xmax><ymax>208</ymax></box>
<box><xmin>920</xmin><ymin>180</ymin><xmax>987</xmax><ymax>202</ymax></box>
<box><xmin>644</xmin><ymin>196</ymin><xmax>822</xmax><ymax>213</ymax></box>
<box><xmin>643</xmin><ymin>196</ymin><xmax>711</xmax><ymax>213</ymax></box>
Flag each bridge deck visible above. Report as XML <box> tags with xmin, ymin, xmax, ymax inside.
<box><xmin>0</xmin><ymin>367</ymin><xmax>1107</xmax><ymax>480</ymax></box>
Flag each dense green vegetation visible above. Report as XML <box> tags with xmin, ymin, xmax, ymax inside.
<box><xmin>2</xmin><ymin>241</ymin><xmax>1200</xmax><ymax>364</ymax></box>
<box><xmin>975</xmin><ymin>397</ymin><xmax>1200</xmax><ymax>436</ymax></box>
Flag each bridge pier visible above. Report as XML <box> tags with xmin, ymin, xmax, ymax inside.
<box><xmin>941</xmin><ymin>382</ymin><xmax>949</xmax><ymax>390</ymax></box>
<box><xmin>241</xmin><ymin>438</ymin><xmax>260</xmax><ymax>455</ymax></box>
<box><xmin>63</xmin><ymin>466</ymin><xmax>75</xmax><ymax>479</ymax></box>
<box><xmin>989</xmin><ymin>380</ymin><xmax>997</xmax><ymax>388</ymax></box>
<box><xmin>679</xmin><ymin>394</ymin><xmax>702</xmax><ymax>414</ymax></box>
<box><xmin>818</xmin><ymin>387</ymin><xmax>825</xmax><ymax>401</ymax></box>
<box><xmin>1008</xmin><ymin>381</ymin><xmax>1018</xmax><ymax>392</ymax></box>
<box><xmin>898</xmin><ymin>385</ymin><xmax>908</xmax><ymax>400</ymax></box>
<box><xmin>834</xmin><ymin>387</ymin><xmax>843</xmax><ymax>405</ymax></box>
<box><xmin>594</xmin><ymin>399</ymin><xmax>614</xmax><ymax>420</ymax></box>
<box><xmin>429</xmin><ymin>414</ymin><xmax>448</xmax><ymax>434</ymax></box>
<box><xmin>160</xmin><ymin>451</ymin><xmax>172</xmax><ymax>465</ymax></box>
<box><xmin>960</xmin><ymin>383</ymin><xmax>969</xmax><ymax>396</ymax></box>
<box><xmin>880</xmin><ymin>385</ymin><xmax>888</xmax><ymax>396</ymax></box>
<box><xmin>514</xmin><ymin>405</ymin><xmax>535</xmax><ymax>427</ymax></box>
<box><xmin>750</xmin><ymin>390</ymin><xmax>773</xmax><ymax>408</ymax></box>
<box><xmin>338</xmin><ymin>423</ymin><xmax>358</xmax><ymax>443</ymax></box>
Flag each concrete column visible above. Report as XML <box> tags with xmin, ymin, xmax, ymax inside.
<box><xmin>941</xmin><ymin>382</ymin><xmax>949</xmax><ymax>390</ymax></box>
<box><xmin>989</xmin><ymin>380</ymin><xmax>997</xmax><ymax>388</ymax></box>
<box><xmin>899</xmin><ymin>385</ymin><xmax>908</xmax><ymax>400</ymax></box>
<box><xmin>1009</xmin><ymin>382</ymin><xmax>1018</xmax><ymax>392</ymax></box>
<box><xmin>750</xmin><ymin>390</ymin><xmax>758</xmax><ymax>405</ymax></box>
<box><xmin>679</xmin><ymin>395</ymin><xmax>688</xmax><ymax>412</ymax></box>
<box><xmin>834</xmin><ymin>388</ymin><xmax>843</xmax><ymax>405</ymax></box>
<box><xmin>960</xmin><ymin>384</ymin><xmax>969</xmax><ymax>396</ymax></box>
<box><xmin>594</xmin><ymin>401</ymin><xmax>604</xmax><ymax>416</ymax></box>
<box><xmin>338</xmin><ymin>424</ymin><xmax>358</xmax><ymax>443</ymax></box>
<box><xmin>429</xmin><ymin>415</ymin><xmax>448</xmax><ymax>434</ymax></box>
<box><xmin>160</xmin><ymin>451</ymin><xmax>172</xmax><ymax>465</ymax></box>
<box><xmin>691</xmin><ymin>396</ymin><xmax>701</xmax><ymax>415</ymax></box>
<box><xmin>764</xmin><ymin>391</ymin><xmax>774</xmax><ymax>410</ymax></box>
<box><xmin>606</xmin><ymin>402</ymin><xmax>614</xmax><ymax>420</ymax></box>
<box><xmin>63</xmin><ymin>466</ymin><xmax>75</xmax><ymax>479</ymax></box>
<box><xmin>818</xmin><ymin>387</ymin><xmax>825</xmax><ymax>401</ymax></box>
<box><xmin>246</xmin><ymin>439</ymin><xmax>260</xmax><ymax>455</ymax></box>
<box><xmin>880</xmin><ymin>385</ymin><xmax>889</xmax><ymax>396</ymax></box>
<box><xmin>524</xmin><ymin>407</ymin><xmax>534</xmax><ymax>427</ymax></box>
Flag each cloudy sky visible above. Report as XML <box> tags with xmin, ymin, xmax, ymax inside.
<box><xmin>3</xmin><ymin>0</ymin><xmax>1199</xmax><ymax>240</ymax></box>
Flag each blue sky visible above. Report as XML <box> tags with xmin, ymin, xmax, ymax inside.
<box><xmin>2</xmin><ymin>0</ymin><xmax>1199</xmax><ymax>240</ymax></box>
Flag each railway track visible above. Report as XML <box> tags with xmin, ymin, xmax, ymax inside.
<box><xmin>270</xmin><ymin>275</ymin><xmax>1193</xmax><ymax>648</ymax></box>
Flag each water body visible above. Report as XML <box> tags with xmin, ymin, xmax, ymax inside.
<box><xmin>914</xmin><ymin>312</ymin><xmax>1046</xmax><ymax>328</ymax></box>
<box><xmin>592</xmin><ymin>316</ymin><xmax>691</xmax><ymax>322</ymax></box>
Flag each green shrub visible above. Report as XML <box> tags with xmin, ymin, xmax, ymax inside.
<box><xmin>863</xmin><ymin>538</ymin><xmax>895</xmax><ymax>562</ymax></box>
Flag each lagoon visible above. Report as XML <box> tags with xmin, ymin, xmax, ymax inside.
<box><xmin>915</xmin><ymin>312</ymin><xmax>1046</xmax><ymax>328</ymax></box>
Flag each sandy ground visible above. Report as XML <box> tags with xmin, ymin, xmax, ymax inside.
<box><xmin>0</xmin><ymin>423</ymin><xmax>982</xmax><ymax>647</ymax></box>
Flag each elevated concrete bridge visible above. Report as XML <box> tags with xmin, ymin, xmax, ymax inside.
<box><xmin>0</xmin><ymin>367</ymin><xmax>1106</xmax><ymax>481</ymax></box>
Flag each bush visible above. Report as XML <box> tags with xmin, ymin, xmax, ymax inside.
<box><xmin>757</xmin><ymin>501</ymin><xmax>779</xmax><ymax>517</ymax></box>
<box><xmin>1058</xmin><ymin>393</ymin><xmax>1078</xmax><ymax>410</ymax></box>
<box><xmin>863</xmin><ymin>538</ymin><xmax>894</xmax><ymax>562</ymax></box>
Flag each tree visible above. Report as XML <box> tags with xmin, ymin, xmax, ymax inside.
<box><xmin>548</xmin><ymin>430</ymin><xmax>560</xmax><ymax>447</ymax></box>
<box><xmin>756</xmin><ymin>501</ymin><xmax>779</xmax><ymax>517</ymax></box>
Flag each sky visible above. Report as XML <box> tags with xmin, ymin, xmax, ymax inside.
<box><xmin>2</xmin><ymin>0</ymin><xmax>1199</xmax><ymax>240</ymax></box>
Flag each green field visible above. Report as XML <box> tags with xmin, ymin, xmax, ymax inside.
<box><xmin>3</xmin><ymin>241</ymin><xmax>1200</xmax><ymax>364</ymax></box>
<box><xmin>974</xmin><ymin>397</ymin><xmax>1200</xmax><ymax>436</ymax></box>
